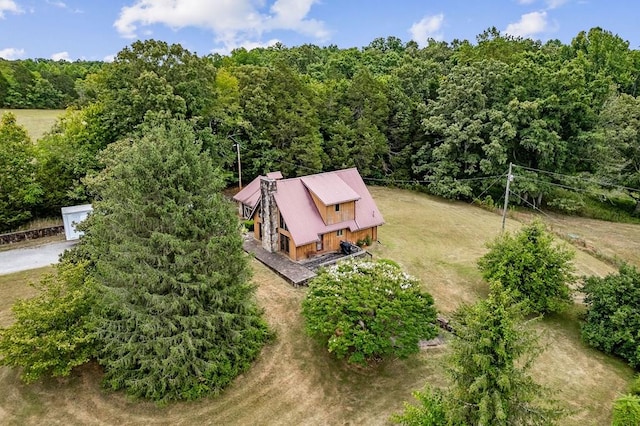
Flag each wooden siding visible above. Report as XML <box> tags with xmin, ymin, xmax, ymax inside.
<box><xmin>308</xmin><ymin>192</ymin><xmax>355</xmax><ymax>225</ymax></box>
<box><xmin>293</xmin><ymin>241</ymin><xmax>316</xmax><ymax>261</ymax></box>
<box><xmin>253</xmin><ymin>210</ymin><xmax>261</xmax><ymax>240</ymax></box>
<box><xmin>326</xmin><ymin>200</ymin><xmax>356</xmax><ymax>225</ymax></box>
<box><xmin>309</xmin><ymin>192</ymin><xmax>328</xmax><ymax>223</ymax></box>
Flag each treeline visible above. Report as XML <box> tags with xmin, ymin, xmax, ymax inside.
<box><xmin>0</xmin><ymin>59</ymin><xmax>103</xmax><ymax>109</ymax></box>
<box><xmin>2</xmin><ymin>27</ymin><xmax>640</xmax><ymax>231</ymax></box>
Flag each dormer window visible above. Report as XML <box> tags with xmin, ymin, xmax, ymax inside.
<box><xmin>335</xmin><ymin>204</ymin><xmax>340</xmax><ymax>212</ymax></box>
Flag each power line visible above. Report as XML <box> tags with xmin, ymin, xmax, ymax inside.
<box><xmin>511</xmin><ymin>164</ymin><xmax>640</xmax><ymax>195</ymax></box>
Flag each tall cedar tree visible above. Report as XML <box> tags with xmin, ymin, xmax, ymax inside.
<box><xmin>446</xmin><ymin>283</ymin><xmax>564</xmax><ymax>425</ymax></box>
<box><xmin>83</xmin><ymin>120</ymin><xmax>269</xmax><ymax>402</ymax></box>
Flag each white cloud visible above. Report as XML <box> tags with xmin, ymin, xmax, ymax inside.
<box><xmin>103</xmin><ymin>54</ymin><xmax>116</xmax><ymax>62</ymax></box>
<box><xmin>114</xmin><ymin>0</ymin><xmax>329</xmax><ymax>52</ymax></box>
<box><xmin>0</xmin><ymin>47</ymin><xmax>25</xmax><ymax>59</ymax></box>
<box><xmin>545</xmin><ymin>0</ymin><xmax>568</xmax><ymax>9</ymax></box>
<box><xmin>0</xmin><ymin>0</ymin><xmax>22</xmax><ymax>18</ymax></box>
<box><xmin>211</xmin><ymin>38</ymin><xmax>280</xmax><ymax>55</ymax></box>
<box><xmin>46</xmin><ymin>0</ymin><xmax>67</xmax><ymax>8</ymax></box>
<box><xmin>51</xmin><ymin>51</ymin><xmax>70</xmax><ymax>61</ymax></box>
<box><xmin>504</xmin><ymin>11</ymin><xmax>548</xmax><ymax>38</ymax></box>
<box><xmin>409</xmin><ymin>13</ymin><xmax>444</xmax><ymax>46</ymax></box>
<box><xmin>517</xmin><ymin>0</ymin><xmax>536</xmax><ymax>4</ymax></box>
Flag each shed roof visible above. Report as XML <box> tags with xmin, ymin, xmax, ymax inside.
<box><xmin>61</xmin><ymin>204</ymin><xmax>93</xmax><ymax>215</ymax></box>
<box><xmin>233</xmin><ymin>171</ymin><xmax>283</xmax><ymax>208</ymax></box>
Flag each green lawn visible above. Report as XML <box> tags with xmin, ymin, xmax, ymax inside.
<box><xmin>0</xmin><ymin>187</ymin><xmax>634</xmax><ymax>425</ymax></box>
<box><xmin>0</xmin><ymin>109</ymin><xmax>63</xmax><ymax>141</ymax></box>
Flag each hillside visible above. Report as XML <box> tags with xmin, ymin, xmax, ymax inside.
<box><xmin>0</xmin><ymin>187</ymin><xmax>633</xmax><ymax>425</ymax></box>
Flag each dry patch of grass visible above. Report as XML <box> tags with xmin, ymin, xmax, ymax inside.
<box><xmin>0</xmin><ymin>109</ymin><xmax>63</xmax><ymax>141</ymax></box>
<box><xmin>0</xmin><ymin>267</ymin><xmax>51</xmax><ymax>327</ymax></box>
<box><xmin>0</xmin><ymin>261</ymin><xmax>448</xmax><ymax>425</ymax></box>
<box><xmin>0</xmin><ymin>187</ymin><xmax>635</xmax><ymax>425</ymax></box>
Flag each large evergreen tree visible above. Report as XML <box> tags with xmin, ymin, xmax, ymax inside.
<box><xmin>82</xmin><ymin>119</ymin><xmax>269</xmax><ymax>402</ymax></box>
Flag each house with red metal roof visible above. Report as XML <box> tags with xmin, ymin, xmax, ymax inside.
<box><xmin>233</xmin><ymin>168</ymin><xmax>384</xmax><ymax>261</ymax></box>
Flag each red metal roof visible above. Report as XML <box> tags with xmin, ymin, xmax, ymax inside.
<box><xmin>235</xmin><ymin>168</ymin><xmax>384</xmax><ymax>247</ymax></box>
<box><xmin>277</xmin><ymin>168</ymin><xmax>384</xmax><ymax>246</ymax></box>
<box><xmin>232</xmin><ymin>175</ymin><xmax>261</xmax><ymax>207</ymax></box>
<box><xmin>301</xmin><ymin>172</ymin><xmax>361</xmax><ymax>205</ymax></box>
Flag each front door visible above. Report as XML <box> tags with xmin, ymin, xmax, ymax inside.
<box><xmin>280</xmin><ymin>234</ymin><xmax>290</xmax><ymax>254</ymax></box>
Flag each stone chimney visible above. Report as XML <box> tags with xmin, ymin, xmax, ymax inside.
<box><xmin>260</xmin><ymin>177</ymin><xmax>279</xmax><ymax>253</ymax></box>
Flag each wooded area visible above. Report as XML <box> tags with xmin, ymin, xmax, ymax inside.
<box><xmin>2</xmin><ymin>26</ymin><xmax>640</xmax><ymax>231</ymax></box>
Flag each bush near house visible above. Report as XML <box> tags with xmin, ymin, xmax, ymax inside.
<box><xmin>302</xmin><ymin>259</ymin><xmax>438</xmax><ymax>366</ymax></box>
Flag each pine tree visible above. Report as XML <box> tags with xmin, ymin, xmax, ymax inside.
<box><xmin>446</xmin><ymin>283</ymin><xmax>564</xmax><ymax>425</ymax></box>
<box><xmin>83</xmin><ymin>119</ymin><xmax>269</xmax><ymax>402</ymax></box>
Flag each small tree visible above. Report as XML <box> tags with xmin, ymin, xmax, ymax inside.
<box><xmin>0</xmin><ymin>261</ymin><xmax>97</xmax><ymax>383</ymax></box>
<box><xmin>394</xmin><ymin>283</ymin><xmax>564</xmax><ymax>425</ymax></box>
<box><xmin>84</xmin><ymin>119</ymin><xmax>270</xmax><ymax>402</ymax></box>
<box><xmin>391</xmin><ymin>387</ymin><xmax>448</xmax><ymax>426</ymax></box>
<box><xmin>447</xmin><ymin>282</ymin><xmax>563</xmax><ymax>425</ymax></box>
<box><xmin>581</xmin><ymin>263</ymin><xmax>640</xmax><ymax>367</ymax></box>
<box><xmin>478</xmin><ymin>220</ymin><xmax>575</xmax><ymax>315</ymax></box>
<box><xmin>302</xmin><ymin>259</ymin><xmax>438</xmax><ymax>366</ymax></box>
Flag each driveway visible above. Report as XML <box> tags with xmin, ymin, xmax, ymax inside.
<box><xmin>0</xmin><ymin>241</ymin><xmax>77</xmax><ymax>275</ymax></box>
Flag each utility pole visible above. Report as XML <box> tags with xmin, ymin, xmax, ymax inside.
<box><xmin>501</xmin><ymin>162</ymin><xmax>513</xmax><ymax>233</ymax></box>
<box><xmin>228</xmin><ymin>135</ymin><xmax>242</xmax><ymax>189</ymax></box>
<box><xmin>235</xmin><ymin>141</ymin><xmax>242</xmax><ymax>189</ymax></box>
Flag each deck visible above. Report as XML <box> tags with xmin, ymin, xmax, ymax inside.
<box><xmin>242</xmin><ymin>235</ymin><xmax>369</xmax><ymax>286</ymax></box>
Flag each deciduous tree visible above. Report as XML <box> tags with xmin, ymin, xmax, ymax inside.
<box><xmin>0</xmin><ymin>112</ymin><xmax>41</xmax><ymax>230</ymax></box>
<box><xmin>0</xmin><ymin>261</ymin><xmax>97</xmax><ymax>383</ymax></box>
<box><xmin>478</xmin><ymin>221</ymin><xmax>575</xmax><ymax>315</ymax></box>
<box><xmin>581</xmin><ymin>263</ymin><xmax>640</xmax><ymax>367</ymax></box>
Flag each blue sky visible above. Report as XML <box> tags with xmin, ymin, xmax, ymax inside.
<box><xmin>0</xmin><ymin>0</ymin><xmax>638</xmax><ymax>61</ymax></box>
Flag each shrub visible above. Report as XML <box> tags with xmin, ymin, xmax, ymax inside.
<box><xmin>478</xmin><ymin>220</ymin><xmax>575</xmax><ymax>315</ymax></box>
<box><xmin>0</xmin><ymin>261</ymin><xmax>97</xmax><ymax>383</ymax></box>
<box><xmin>391</xmin><ymin>387</ymin><xmax>447</xmax><ymax>426</ymax></box>
<box><xmin>302</xmin><ymin>259</ymin><xmax>438</xmax><ymax>365</ymax></box>
<box><xmin>612</xmin><ymin>394</ymin><xmax>640</xmax><ymax>426</ymax></box>
<box><xmin>581</xmin><ymin>263</ymin><xmax>640</xmax><ymax>368</ymax></box>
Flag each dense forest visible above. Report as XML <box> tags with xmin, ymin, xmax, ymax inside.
<box><xmin>2</xmin><ymin>26</ymin><xmax>640</xmax><ymax>231</ymax></box>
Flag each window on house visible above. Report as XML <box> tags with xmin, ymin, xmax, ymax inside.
<box><xmin>335</xmin><ymin>204</ymin><xmax>340</xmax><ymax>212</ymax></box>
<box><xmin>316</xmin><ymin>237</ymin><xmax>323</xmax><ymax>251</ymax></box>
<box><xmin>279</xmin><ymin>214</ymin><xmax>288</xmax><ymax>231</ymax></box>
<box><xmin>337</xmin><ymin>229</ymin><xmax>343</xmax><ymax>237</ymax></box>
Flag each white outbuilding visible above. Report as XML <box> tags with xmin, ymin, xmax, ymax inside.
<box><xmin>61</xmin><ymin>204</ymin><xmax>93</xmax><ymax>241</ymax></box>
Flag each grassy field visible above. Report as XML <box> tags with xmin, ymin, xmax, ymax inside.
<box><xmin>0</xmin><ymin>187</ymin><xmax>635</xmax><ymax>425</ymax></box>
<box><xmin>0</xmin><ymin>109</ymin><xmax>63</xmax><ymax>141</ymax></box>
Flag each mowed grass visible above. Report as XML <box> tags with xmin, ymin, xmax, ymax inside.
<box><xmin>0</xmin><ymin>109</ymin><xmax>63</xmax><ymax>141</ymax></box>
<box><xmin>0</xmin><ymin>186</ymin><xmax>634</xmax><ymax>425</ymax></box>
